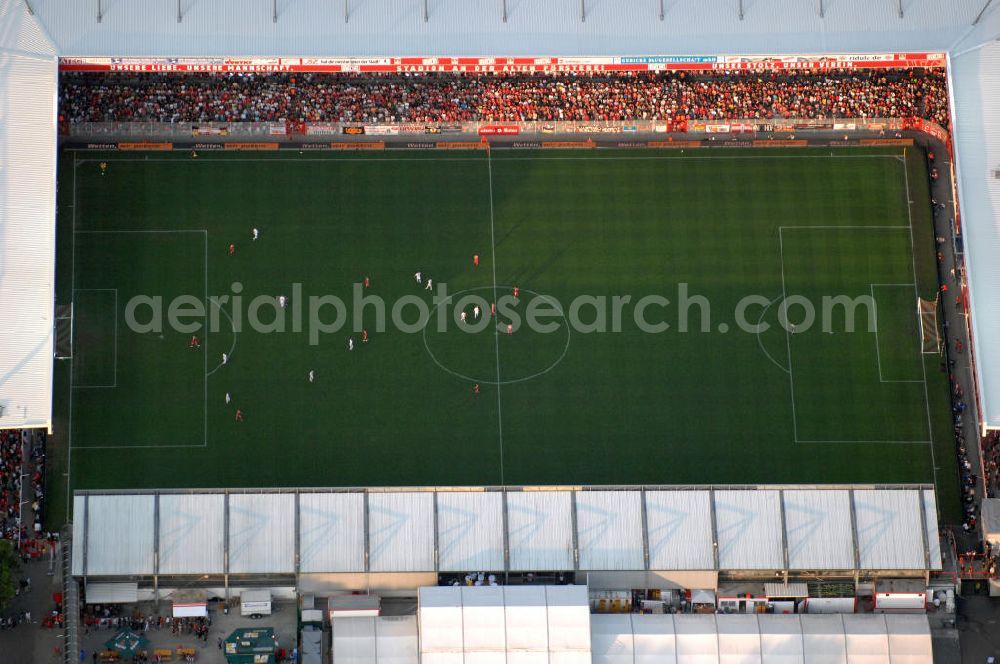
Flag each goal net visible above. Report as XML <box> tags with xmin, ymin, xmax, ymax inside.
<box><xmin>55</xmin><ymin>303</ymin><xmax>73</xmax><ymax>359</ymax></box>
<box><xmin>918</xmin><ymin>297</ymin><xmax>941</xmax><ymax>354</ymax></box>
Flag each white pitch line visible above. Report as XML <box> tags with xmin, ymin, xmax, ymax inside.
<box><xmin>74</xmin><ymin>229</ymin><xmax>205</xmax><ymax>233</ymax></box>
<box><xmin>900</xmin><ymin>150</ymin><xmax>939</xmax><ymax>489</ymax></box>
<box><xmin>203</xmin><ymin>230</ymin><xmax>209</xmax><ymax>448</ymax></box>
<box><xmin>755</xmin><ymin>294</ymin><xmax>790</xmax><ymax>375</ymax></box>
<box><xmin>777</xmin><ymin>228</ymin><xmax>799</xmax><ymax>442</ymax></box>
<box><xmin>795</xmin><ymin>439</ymin><xmax>934</xmax><ymax>445</ymax></box>
<box><xmin>66</xmin><ymin>159</ymin><xmax>77</xmax><ymax>518</ymax></box>
<box><xmin>487</xmin><ymin>150</ymin><xmax>505</xmax><ymax>486</ymax></box>
<box><xmin>205</xmin><ymin>301</ymin><xmax>238</xmax><ymax>378</ymax></box>
<box><xmin>70</xmin><ymin>288</ymin><xmax>119</xmax><ymax>388</ymax></box>
<box><xmin>870</xmin><ymin>283</ymin><xmax>924</xmax><ymax>384</ymax></box>
<box><xmin>74</xmin><ymin>153</ymin><xmax>906</xmax><ymax>164</ymax></box>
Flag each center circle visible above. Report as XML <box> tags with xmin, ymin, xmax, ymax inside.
<box><xmin>421</xmin><ymin>286</ymin><xmax>572</xmax><ymax>385</ymax></box>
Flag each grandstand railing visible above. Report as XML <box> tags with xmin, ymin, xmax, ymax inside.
<box><xmin>65</xmin><ymin>117</ymin><xmax>945</xmax><ymax>140</ymax></box>
<box><xmin>65</xmin><ymin>121</ymin><xmax>284</xmax><ymax>138</ymax></box>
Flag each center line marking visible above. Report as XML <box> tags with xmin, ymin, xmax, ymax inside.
<box><xmin>487</xmin><ymin>149</ymin><xmax>505</xmax><ymax>486</ymax></box>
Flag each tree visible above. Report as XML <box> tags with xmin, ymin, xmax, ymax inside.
<box><xmin>0</xmin><ymin>540</ymin><xmax>20</xmax><ymax>612</ymax></box>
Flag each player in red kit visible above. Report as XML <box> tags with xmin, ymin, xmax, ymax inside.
<box><xmin>473</xmin><ymin>383</ymin><xmax>480</xmax><ymax>396</ymax></box>
<box><xmin>235</xmin><ymin>409</ymin><xmax>243</xmax><ymax>422</ymax></box>
<box><xmin>507</xmin><ymin>323</ymin><xmax>513</xmax><ymax>335</ymax></box>
<box><xmin>362</xmin><ymin>329</ymin><xmax>369</xmax><ymax>343</ymax></box>
<box><xmin>473</xmin><ymin>254</ymin><xmax>479</xmax><ymax>266</ymax></box>
<box><xmin>229</xmin><ymin>243</ymin><xmax>235</xmax><ymax>255</ymax></box>
<box><xmin>491</xmin><ymin>303</ymin><xmax>496</xmax><ymax>317</ymax></box>
<box><xmin>364</xmin><ymin>276</ymin><xmax>370</xmax><ymax>288</ymax></box>
<box><xmin>189</xmin><ymin>335</ymin><xmax>200</xmax><ymax>349</ymax></box>
<box><xmin>513</xmin><ymin>287</ymin><xmax>519</xmax><ymax>298</ymax></box>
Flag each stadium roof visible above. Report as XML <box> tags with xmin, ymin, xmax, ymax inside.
<box><xmin>16</xmin><ymin>0</ymin><xmax>1000</xmax><ymax>57</ymax></box>
<box><xmin>951</xmin><ymin>42</ymin><xmax>1000</xmax><ymax>431</ymax></box>
<box><xmin>0</xmin><ymin>0</ymin><xmax>57</xmax><ymax>430</ymax></box>
<box><xmin>70</xmin><ymin>487</ymin><xmax>942</xmax><ymax>578</ymax></box>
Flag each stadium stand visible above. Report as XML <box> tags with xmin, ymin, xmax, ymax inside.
<box><xmin>58</xmin><ymin>69</ymin><xmax>950</xmax><ymax>125</ymax></box>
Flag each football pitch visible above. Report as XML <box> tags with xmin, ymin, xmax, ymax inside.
<box><xmin>50</xmin><ymin>147</ymin><xmax>959</xmax><ymax>524</ymax></box>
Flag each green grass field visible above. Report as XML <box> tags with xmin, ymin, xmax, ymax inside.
<box><xmin>48</xmin><ymin>147</ymin><xmax>959</xmax><ymax>525</ymax></box>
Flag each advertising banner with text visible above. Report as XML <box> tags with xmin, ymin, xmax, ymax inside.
<box><xmin>59</xmin><ymin>53</ymin><xmax>945</xmax><ymax>74</ymax></box>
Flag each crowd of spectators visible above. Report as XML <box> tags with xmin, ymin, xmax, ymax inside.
<box><xmin>58</xmin><ymin>68</ymin><xmax>950</xmax><ymax>126</ymax></box>
<box><xmin>984</xmin><ymin>431</ymin><xmax>1000</xmax><ymax>497</ymax></box>
<box><xmin>0</xmin><ymin>429</ymin><xmax>48</xmax><ymax>555</ymax></box>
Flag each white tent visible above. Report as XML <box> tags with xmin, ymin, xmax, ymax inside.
<box><xmin>418</xmin><ymin>585</ymin><xmax>591</xmax><ymax>663</ymax></box>
<box><xmin>591</xmin><ymin>613</ymin><xmax>933</xmax><ymax>664</ymax></box>
<box><xmin>331</xmin><ymin>615</ymin><xmax>418</xmax><ymax>664</ymax></box>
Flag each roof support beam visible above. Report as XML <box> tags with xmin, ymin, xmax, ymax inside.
<box><xmin>223</xmin><ymin>492</ymin><xmax>230</xmax><ymax>601</ymax></box>
<box><xmin>581</xmin><ymin>0</ymin><xmax>586</xmax><ymax>22</ymax></box>
<box><xmin>153</xmin><ymin>493</ymin><xmax>160</xmax><ymax>601</ymax></box>
<box><xmin>738</xmin><ymin>0</ymin><xmax>744</xmax><ymax>20</ymax></box>
<box><xmin>818</xmin><ymin>0</ymin><xmax>824</xmax><ymax>18</ymax></box>
<box><xmin>82</xmin><ymin>495</ymin><xmax>90</xmax><ymax>578</ymax></box>
<box><xmin>501</xmin><ymin>489</ymin><xmax>510</xmax><ymax>578</ymax></box>
<box><xmin>97</xmin><ymin>0</ymin><xmax>102</xmax><ymax>23</ymax></box>
<box><xmin>848</xmin><ymin>489</ymin><xmax>861</xmax><ymax>575</ymax></box>
<box><xmin>917</xmin><ymin>490</ymin><xmax>931</xmax><ymax>571</ymax></box>
<box><xmin>502</xmin><ymin>0</ymin><xmax>507</xmax><ymax>23</ymax></box>
<box><xmin>570</xmin><ymin>490</ymin><xmax>580</xmax><ymax>570</ymax></box>
<box><xmin>424</xmin><ymin>0</ymin><xmax>429</xmax><ymax>22</ymax></box>
<box><xmin>294</xmin><ymin>491</ymin><xmax>301</xmax><ymax>577</ymax></box>
<box><xmin>640</xmin><ymin>489</ymin><xmax>650</xmax><ymax>570</ymax></box>
<box><xmin>897</xmin><ymin>0</ymin><xmax>904</xmax><ymax>18</ymax></box>
<box><xmin>273</xmin><ymin>0</ymin><xmax>277</xmax><ymax>23</ymax></box>
<box><xmin>345</xmin><ymin>0</ymin><xmax>349</xmax><ymax>22</ymax></box>
<box><xmin>363</xmin><ymin>491</ymin><xmax>371</xmax><ymax>573</ymax></box>
<box><xmin>709</xmin><ymin>489</ymin><xmax>720</xmax><ymax>571</ymax></box>
<box><xmin>659</xmin><ymin>0</ymin><xmax>664</xmax><ymax>20</ymax></box>
<box><xmin>779</xmin><ymin>489</ymin><xmax>790</xmax><ymax>579</ymax></box>
<box><xmin>433</xmin><ymin>491</ymin><xmax>440</xmax><ymax>573</ymax></box>
<box><xmin>973</xmin><ymin>0</ymin><xmax>995</xmax><ymax>25</ymax></box>
<box><xmin>177</xmin><ymin>0</ymin><xmax>182</xmax><ymax>23</ymax></box>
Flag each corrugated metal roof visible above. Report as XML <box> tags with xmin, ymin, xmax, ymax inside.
<box><xmin>299</xmin><ymin>492</ymin><xmax>365</xmax><ymax>573</ymax></box>
<box><xmin>854</xmin><ymin>490</ymin><xmax>926</xmax><ymax>570</ymax></box>
<box><xmin>228</xmin><ymin>492</ymin><xmax>295</xmax><ymax>573</ymax></box>
<box><xmin>783</xmin><ymin>490</ymin><xmax>854</xmax><ymax>570</ymax></box>
<box><xmin>922</xmin><ymin>490</ymin><xmax>942</xmax><ymax>571</ymax></box>
<box><xmin>715</xmin><ymin>490</ymin><xmax>784</xmax><ymax>570</ymax></box>
<box><xmin>951</xmin><ymin>42</ymin><xmax>1000</xmax><ymax>430</ymax></box>
<box><xmin>437</xmin><ymin>491</ymin><xmax>504</xmax><ymax>573</ymax></box>
<box><xmin>158</xmin><ymin>493</ymin><xmax>225</xmax><ymax>574</ymax></box>
<box><xmin>368</xmin><ymin>491</ymin><xmax>435</xmax><ymax>572</ymax></box>
<box><xmin>85</xmin><ymin>494</ymin><xmax>155</xmax><ymax>575</ymax></box>
<box><xmin>506</xmin><ymin>490</ymin><xmax>574</xmax><ymax>572</ymax></box>
<box><xmin>70</xmin><ymin>486</ymin><xmax>940</xmax><ymax>577</ymax></box>
<box><xmin>645</xmin><ymin>490</ymin><xmax>714</xmax><ymax>571</ymax></box>
<box><xmin>71</xmin><ymin>494</ymin><xmax>85</xmax><ymax>576</ymax></box>
<box><xmin>23</xmin><ymin>0</ymin><xmax>982</xmax><ymax>58</ymax></box>
<box><xmin>575</xmin><ymin>491</ymin><xmax>643</xmax><ymax>571</ymax></box>
<box><xmin>0</xmin><ymin>48</ymin><xmax>56</xmax><ymax>431</ymax></box>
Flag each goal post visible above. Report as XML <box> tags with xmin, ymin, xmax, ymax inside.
<box><xmin>54</xmin><ymin>303</ymin><xmax>73</xmax><ymax>360</ymax></box>
<box><xmin>917</xmin><ymin>296</ymin><xmax>941</xmax><ymax>355</ymax></box>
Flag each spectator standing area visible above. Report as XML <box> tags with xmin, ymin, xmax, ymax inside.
<box><xmin>56</xmin><ymin>146</ymin><xmax>957</xmax><ymax>518</ymax></box>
